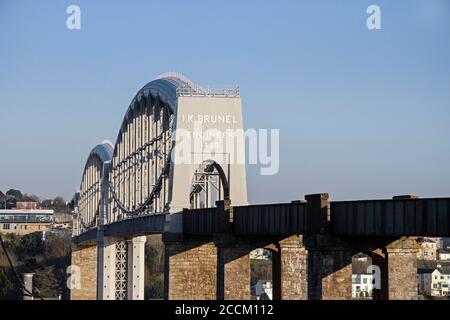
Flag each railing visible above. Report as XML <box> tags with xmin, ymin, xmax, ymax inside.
<box><xmin>233</xmin><ymin>202</ymin><xmax>309</xmax><ymax>235</ymax></box>
<box><xmin>0</xmin><ymin>215</ymin><xmax>53</xmax><ymax>223</ymax></box>
<box><xmin>176</xmin><ymin>86</ymin><xmax>240</xmax><ymax>97</ymax></box>
<box><xmin>331</xmin><ymin>197</ymin><xmax>450</xmax><ymax>236</ymax></box>
<box><xmin>182</xmin><ymin>207</ymin><xmax>224</xmax><ymax>234</ymax></box>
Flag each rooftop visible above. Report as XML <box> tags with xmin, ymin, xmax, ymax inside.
<box><xmin>0</xmin><ymin>209</ymin><xmax>54</xmax><ymax>214</ymax></box>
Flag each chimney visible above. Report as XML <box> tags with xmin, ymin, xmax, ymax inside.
<box><xmin>22</xmin><ymin>273</ymin><xmax>34</xmax><ymax>300</ymax></box>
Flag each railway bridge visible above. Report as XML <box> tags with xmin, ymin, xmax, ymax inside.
<box><xmin>71</xmin><ymin>73</ymin><xmax>450</xmax><ymax>300</ymax></box>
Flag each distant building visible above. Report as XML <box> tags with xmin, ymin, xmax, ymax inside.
<box><xmin>352</xmin><ymin>274</ymin><xmax>374</xmax><ymax>298</ymax></box>
<box><xmin>15</xmin><ymin>201</ymin><xmax>39</xmax><ymax>210</ymax></box>
<box><xmin>53</xmin><ymin>212</ymin><xmax>73</xmax><ymax>229</ymax></box>
<box><xmin>250</xmin><ymin>248</ymin><xmax>271</xmax><ymax>260</ymax></box>
<box><xmin>352</xmin><ymin>253</ymin><xmax>374</xmax><ymax>298</ymax></box>
<box><xmin>418</xmin><ymin>265</ymin><xmax>450</xmax><ymax>297</ymax></box>
<box><xmin>0</xmin><ymin>209</ymin><xmax>54</xmax><ymax>235</ymax></box>
<box><xmin>418</xmin><ymin>240</ymin><xmax>438</xmax><ymax>261</ymax></box>
<box><xmin>443</xmin><ymin>238</ymin><xmax>450</xmax><ymax>250</ymax></box>
<box><xmin>438</xmin><ymin>249</ymin><xmax>450</xmax><ymax>261</ymax></box>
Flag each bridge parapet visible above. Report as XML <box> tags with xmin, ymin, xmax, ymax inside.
<box><xmin>181</xmin><ymin>194</ymin><xmax>328</xmax><ymax>236</ymax></box>
<box><xmin>331</xmin><ymin>197</ymin><xmax>450</xmax><ymax>237</ymax></box>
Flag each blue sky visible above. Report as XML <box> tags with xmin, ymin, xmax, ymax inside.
<box><xmin>0</xmin><ymin>0</ymin><xmax>449</xmax><ymax>203</ymax></box>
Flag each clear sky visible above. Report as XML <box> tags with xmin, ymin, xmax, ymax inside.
<box><xmin>0</xmin><ymin>0</ymin><xmax>449</xmax><ymax>203</ymax></box>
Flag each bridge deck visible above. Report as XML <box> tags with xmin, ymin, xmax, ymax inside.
<box><xmin>72</xmin><ymin>214</ymin><xmax>167</xmax><ymax>244</ymax></box>
<box><xmin>72</xmin><ymin>196</ymin><xmax>450</xmax><ymax>245</ymax></box>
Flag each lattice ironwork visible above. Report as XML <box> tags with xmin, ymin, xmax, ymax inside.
<box><xmin>114</xmin><ymin>241</ymin><xmax>128</xmax><ymax>300</ymax></box>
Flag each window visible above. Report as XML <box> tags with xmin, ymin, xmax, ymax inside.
<box><xmin>363</xmin><ymin>278</ymin><xmax>367</xmax><ymax>284</ymax></box>
<box><xmin>2</xmin><ymin>223</ymin><xmax>10</xmax><ymax>230</ymax></box>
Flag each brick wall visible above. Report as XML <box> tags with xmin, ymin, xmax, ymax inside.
<box><xmin>386</xmin><ymin>238</ymin><xmax>419</xmax><ymax>300</ymax></box>
<box><xmin>165</xmin><ymin>241</ymin><xmax>217</xmax><ymax>300</ymax></box>
<box><xmin>71</xmin><ymin>244</ymin><xmax>98</xmax><ymax>300</ymax></box>
<box><xmin>220</xmin><ymin>246</ymin><xmax>251</xmax><ymax>300</ymax></box>
<box><xmin>306</xmin><ymin>235</ymin><xmax>353</xmax><ymax>300</ymax></box>
<box><xmin>278</xmin><ymin>236</ymin><xmax>308</xmax><ymax>300</ymax></box>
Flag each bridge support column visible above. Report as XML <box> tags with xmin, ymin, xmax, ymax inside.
<box><xmin>385</xmin><ymin>237</ymin><xmax>419</xmax><ymax>300</ymax></box>
<box><xmin>164</xmin><ymin>235</ymin><xmax>217</xmax><ymax>300</ymax></box>
<box><xmin>97</xmin><ymin>236</ymin><xmax>116</xmax><ymax>300</ymax></box>
<box><xmin>276</xmin><ymin>236</ymin><xmax>307</xmax><ymax>300</ymax></box>
<box><xmin>71</xmin><ymin>244</ymin><xmax>98</xmax><ymax>300</ymax></box>
<box><xmin>370</xmin><ymin>249</ymin><xmax>389</xmax><ymax>300</ymax></box>
<box><xmin>127</xmin><ymin>236</ymin><xmax>147</xmax><ymax>300</ymax></box>
<box><xmin>217</xmin><ymin>244</ymin><xmax>251</xmax><ymax>300</ymax></box>
<box><xmin>306</xmin><ymin>235</ymin><xmax>353</xmax><ymax>300</ymax></box>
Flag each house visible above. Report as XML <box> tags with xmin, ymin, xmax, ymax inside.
<box><xmin>352</xmin><ymin>253</ymin><xmax>374</xmax><ymax>298</ymax></box>
<box><xmin>0</xmin><ymin>208</ymin><xmax>54</xmax><ymax>235</ymax></box>
<box><xmin>249</xmin><ymin>248</ymin><xmax>271</xmax><ymax>260</ymax></box>
<box><xmin>418</xmin><ymin>240</ymin><xmax>438</xmax><ymax>261</ymax></box>
<box><xmin>418</xmin><ymin>265</ymin><xmax>450</xmax><ymax>297</ymax></box>
<box><xmin>15</xmin><ymin>201</ymin><xmax>39</xmax><ymax>210</ymax></box>
<box><xmin>438</xmin><ymin>249</ymin><xmax>450</xmax><ymax>261</ymax></box>
<box><xmin>253</xmin><ymin>280</ymin><xmax>273</xmax><ymax>300</ymax></box>
<box><xmin>352</xmin><ymin>273</ymin><xmax>374</xmax><ymax>298</ymax></box>
<box><xmin>443</xmin><ymin>238</ymin><xmax>450</xmax><ymax>250</ymax></box>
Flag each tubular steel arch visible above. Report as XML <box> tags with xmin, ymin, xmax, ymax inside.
<box><xmin>73</xmin><ymin>73</ymin><xmax>240</xmax><ymax>231</ymax></box>
<box><xmin>107</xmin><ymin>74</ymin><xmax>197</xmax><ymax>222</ymax></box>
<box><xmin>74</xmin><ymin>141</ymin><xmax>113</xmax><ymax>235</ymax></box>
<box><xmin>190</xmin><ymin>160</ymin><xmax>230</xmax><ymax>209</ymax></box>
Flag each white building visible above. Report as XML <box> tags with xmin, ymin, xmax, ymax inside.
<box><xmin>418</xmin><ymin>266</ymin><xmax>450</xmax><ymax>297</ymax></box>
<box><xmin>253</xmin><ymin>280</ymin><xmax>273</xmax><ymax>300</ymax></box>
<box><xmin>250</xmin><ymin>248</ymin><xmax>271</xmax><ymax>260</ymax></box>
<box><xmin>438</xmin><ymin>249</ymin><xmax>450</xmax><ymax>261</ymax></box>
<box><xmin>352</xmin><ymin>274</ymin><xmax>375</xmax><ymax>298</ymax></box>
<box><xmin>0</xmin><ymin>209</ymin><xmax>54</xmax><ymax>235</ymax></box>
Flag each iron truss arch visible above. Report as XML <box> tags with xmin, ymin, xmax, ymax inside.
<box><xmin>74</xmin><ymin>141</ymin><xmax>113</xmax><ymax>235</ymax></box>
<box><xmin>190</xmin><ymin>160</ymin><xmax>230</xmax><ymax>209</ymax></box>
<box><xmin>106</xmin><ymin>73</ymin><xmax>197</xmax><ymax>222</ymax></box>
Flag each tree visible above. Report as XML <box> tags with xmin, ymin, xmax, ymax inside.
<box><xmin>146</xmin><ymin>243</ymin><xmax>164</xmax><ymax>274</ymax></box>
<box><xmin>18</xmin><ymin>233</ymin><xmax>44</xmax><ymax>257</ymax></box>
<box><xmin>1</xmin><ymin>232</ymin><xmax>71</xmax><ymax>299</ymax></box>
<box><xmin>259</xmin><ymin>292</ymin><xmax>270</xmax><ymax>300</ymax></box>
<box><xmin>0</xmin><ymin>264</ymin><xmax>12</xmax><ymax>295</ymax></box>
<box><xmin>53</xmin><ymin>197</ymin><xmax>67</xmax><ymax>212</ymax></box>
<box><xmin>6</xmin><ymin>189</ymin><xmax>22</xmax><ymax>200</ymax></box>
<box><xmin>250</xmin><ymin>260</ymin><xmax>272</xmax><ymax>286</ymax></box>
<box><xmin>41</xmin><ymin>199</ymin><xmax>53</xmax><ymax>209</ymax></box>
<box><xmin>34</xmin><ymin>266</ymin><xmax>59</xmax><ymax>298</ymax></box>
<box><xmin>22</xmin><ymin>193</ymin><xmax>40</xmax><ymax>202</ymax></box>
